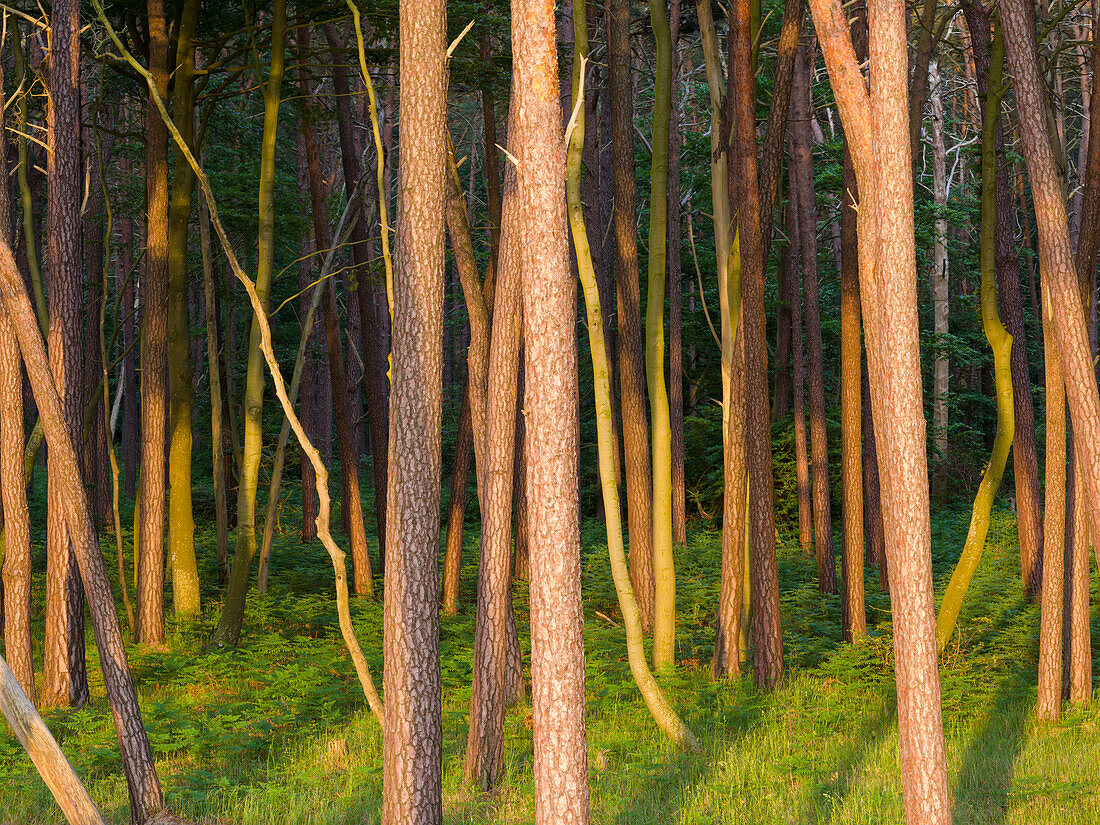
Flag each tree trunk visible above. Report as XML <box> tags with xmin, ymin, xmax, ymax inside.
<box><xmin>382</xmin><ymin>0</ymin><xmax>446</xmax><ymax>818</ymax></box>
<box><xmin>166</xmin><ymin>0</ymin><xmax>201</xmax><ymax>620</ymax></box>
<box><xmin>44</xmin><ymin>0</ymin><xmax>88</xmax><ymax>706</ymax></box>
<box><xmin>608</xmin><ymin>0</ymin><xmax>654</xmax><ymax>630</ymax></box>
<box><xmin>211</xmin><ymin>0</ymin><xmax>288</xmax><ymax>647</ymax></box>
<box><xmin>463</xmin><ymin>94</ymin><xmax>522</xmax><ymax>789</ymax></box>
<box><xmin>809</xmin><ymin>0</ymin><xmax>951</xmax><ymax>817</ymax></box>
<box><xmin>299</xmin><ymin>38</ymin><xmax>374</xmax><ymax>598</ymax></box>
<box><xmin>514</xmin><ymin>0</ymin><xmax>591</xmax><ymax>818</ymax></box>
<box><xmin>135</xmin><ymin>0</ymin><xmax>170</xmax><ymax>648</ymax></box>
<box><xmin>791</xmin><ymin>40</ymin><xmax>837</xmax><ymax>595</ymax></box>
<box><xmin>839</xmin><ymin>141</ymin><xmax>866</xmax><ymax>640</ymax></box>
<box><xmin>789</xmin><ymin>197</ymin><xmax>812</xmax><ymax>554</ymax></box>
<box><xmin>1037</xmin><ymin>273</ymin><xmax>1067</xmax><ymax>722</ymax></box>
<box><xmin>732</xmin><ymin>0</ymin><xmax>783</xmax><ymax>690</ymax></box>
<box><xmin>929</xmin><ymin>57</ymin><xmax>949</xmax><ymax>467</ymax></box>
<box><xmin>646</xmin><ymin>0</ymin><xmax>676</xmax><ymax>672</ymax></box>
<box><xmin>668</xmin><ymin>0</ymin><xmax>686</xmax><ymax>548</ymax></box>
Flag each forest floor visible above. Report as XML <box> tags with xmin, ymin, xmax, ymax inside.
<box><xmin>2</xmin><ymin>501</ymin><xmax>1099</xmax><ymax>824</ymax></box>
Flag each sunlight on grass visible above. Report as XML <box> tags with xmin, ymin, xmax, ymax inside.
<box><xmin>2</xmin><ymin>507</ymin><xmax>1098</xmax><ymax>824</ymax></box>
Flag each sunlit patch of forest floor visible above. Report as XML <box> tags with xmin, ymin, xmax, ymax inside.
<box><xmin>2</xmin><ymin>502</ymin><xmax>1099</xmax><ymax>824</ymax></box>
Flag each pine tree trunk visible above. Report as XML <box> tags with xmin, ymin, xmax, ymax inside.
<box><xmin>668</xmin><ymin>0</ymin><xmax>686</xmax><ymax>548</ymax></box>
<box><xmin>514</xmin><ymin>0</ymin><xmax>591</xmax><ymax>818</ymax></box>
<box><xmin>44</xmin><ymin>0</ymin><xmax>88</xmax><ymax>706</ymax></box>
<box><xmin>732</xmin><ymin>0</ymin><xmax>783</xmax><ymax>689</ymax></box>
<box><xmin>135</xmin><ymin>0</ymin><xmax>170</xmax><ymax>648</ymax></box>
<box><xmin>381</xmin><ymin>0</ymin><xmax>446</xmax><ymax>818</ymax></box>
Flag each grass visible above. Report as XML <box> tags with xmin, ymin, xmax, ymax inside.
<box><xmin>2</xmin><ymin>499</ymin><xmax>1099</xmax><ymax>824</ymax></box>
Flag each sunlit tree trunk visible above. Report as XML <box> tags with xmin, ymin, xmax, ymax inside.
<box><xmin>381</xmin><ymin>0</ymin><xmax>446</xmax><ymax>818</ymax></box>
<box><xmin>166</xmin><ymin>0</ymin><xmax>201</xmax><ymax>619</ymax></box>
<box><xmin>809</xmin><ymin>0</ymin><xmax>951</xmax><ymax>816</ymax></box>
<box><xmin>789</xmin><ymin>198</ymin><xmax>812</xmax><ymax>554</ymax></box>
<box><xmin>44</xmin><ymin>0</ymin><xmax>88</xmax><ymax>706</ymax></box>
<box><xmin>514</xmin><ymin>0</ymin><xmax>591</xmax><ymax>818</ymax></box>
<box><xmin>135</xmin><ymin>0</ymin><xmax>170</xmax><ymax>648</ymax></box>
<box><xmin>839</xmin><ymin>140</ymin><xmax>865</xmax><ymax>641</ymax></box>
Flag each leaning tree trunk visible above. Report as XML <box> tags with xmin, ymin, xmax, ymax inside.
<box><xmin>381</xmin><ymin>0</ymin><xmax>446</xmax><ymax>819</ymax></box>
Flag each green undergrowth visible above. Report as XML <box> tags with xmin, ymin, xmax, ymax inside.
<box><xmin>2</xmin><ymin>503</ymin><xmax>1099</xmax><ymax>824</ymax></box>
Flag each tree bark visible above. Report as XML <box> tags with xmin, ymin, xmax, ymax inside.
<box><xmin>789</xmin><ymin>197</ymin><xmax>812</xmax><ymax>554</ymax></box>
<box><xmin>732</xmin><ymin>0</ymin><xmax>783</xmax><ymax>689</ymax></box>
<box><xmin>136</xmin><ymin>0</ymin><xmax>170</xmax><ymax>647</ymax></box>
<box><xmin>608</xmin><ymin>0</ymin><xmax>654</xmax><ymax>630</ymax></box>
<box><xmin>382</xmin><ymin>0</ymin><xmax>446</xmax><ymax>818</ymax></box>
<box><xmin>669</xmin><ymin>0</ymin><xmax>686</xmax><ymax>548</ymax></box>
<box><xmin>839</xmin><ymin>141</ymin><xmax>866</xmax><ymax>640</ymax></box>
<box><xmin>44</xmin><ymin>0</ymin><xmax>88</xmax><ymax>706</ymax></box>
<box><xmin>166</xmin><ymin>0</ymin><xmax>202</xmax><ymax>620</ymax></box>
<box><xmin>514</xmin><ymin>0</ymin><xmax>591</xmax><ymax>818</ymax></box>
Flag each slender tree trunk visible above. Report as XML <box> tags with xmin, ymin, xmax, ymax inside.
<box><xmin>299</xmin><ymin>39</ymin><xmax>374</xmax><ymax>597</ymax></box>
<box><xmin>790</xmin><ymin>197</ymin><xmax>812</xmax><ymax>554</ymax></box>
<box><xmin>463</xmin><ymin>94</ymin><xmax>522</xmax><ymax>789</ymax></box>
<box><xmin>791</xmin><ymin>41</ymin><xmax>837</xmax><ymax>595</ymax></box>
<box><xmin>136</xmin><ymin>0</ymin><xmax>170</xmax><ymax>647</ymax></box>
<box><xmin>323</xmin><ymin>23</ymin><xmax>390</xmax><ymax>555</ymax></box>
<box><xmin>1037</xmin><ymin>274</ymin><xmax>1066</xmax><ymax>722</ymax></box>
<box><xmin>441</xmin><ymin>398</ymin><xmax>472</xmax><ymax>613</ymax></box>
<box><xmin>668</xmin><ymin>0</ymin><xmax>686</xmax><ymax>548</ymax></box>
<box><xmin>647</xmin><ymin>0</ymin><xmax>677</xmax><ymax>672</ymax></box>
<box><xmin>44</xmin><ymin>0</ymin><xmax>88</xmax><ymax>706</ymax></box>
<box><xmin>294</xmin><ymin>133</ymin><xmax>320</xmax><ymax>543</ymax></box>
<box><xmin>929</xmin><ymin>58</ymin><xmax>949</xmax><ymax>466</ymax></box>
<box><xmin>514</xmin><ymin>0</ymin><xmax>591</xmax><ymax>818</ymax></box>
<box><xmin>119</xmin><ymin>201</ymin><xmax>138</xmax><ymax>500</ymax></box>
<box><xmin>382</xmin><ymin>0</ymin><xmax>445</xmax><ymax>818</ymax></box>
<box><xmin>810</xmin><ymin>0</ymin><xmax>951</xmax><ymax>817</ymax></box>
<box><xmin>166</xmin><ymin>0</ymin><xmax>201</xmax><ymax>620</ymax></box>
<box><xmin>732</xmin><ymin>0</ymin><xmax>783</xmax><ymax>689</ymax></box>
<box><xmin>839</xmin><ymin>141</ymin><xmax>866</xmax><ymax>641</ymax></box>
<box><xmin>608</xmin><ymin>0</ymin><xmax>654</xmax><ymax>630</ymax></box>
<box><xmin>211</xmin><ymin>0</ymin><xmax>288</xmax><ymax>647</ymax></box>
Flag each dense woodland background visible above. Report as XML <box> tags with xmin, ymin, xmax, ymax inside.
<box><xmin>0</xmin><ymin>0</ymin><xmax>1099</xmax><ymax>822</ymax></box>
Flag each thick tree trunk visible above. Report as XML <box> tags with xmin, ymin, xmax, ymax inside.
<box><xmin>608</xmin><ymin>0</ymin><xmax>654</xmax><ymax>630</ymax></box>
<box><xmin>809</xmin><ymin>0</ymin><xmax>951</xmax><ymax>817</ymax></box>
<box><xmin>381</xmin><ymin>0</ymin><xmax>446</xmax><ymax>819</ymax></box>
<box><xmin>44</xmin><ymin>0</ymin><xmax>88</xmax><ymax>706</ymax></box>
<box><xmin>514</xmin><ymin>0</ymin><xmax>591</xmax><ymax>818</ymax></box>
